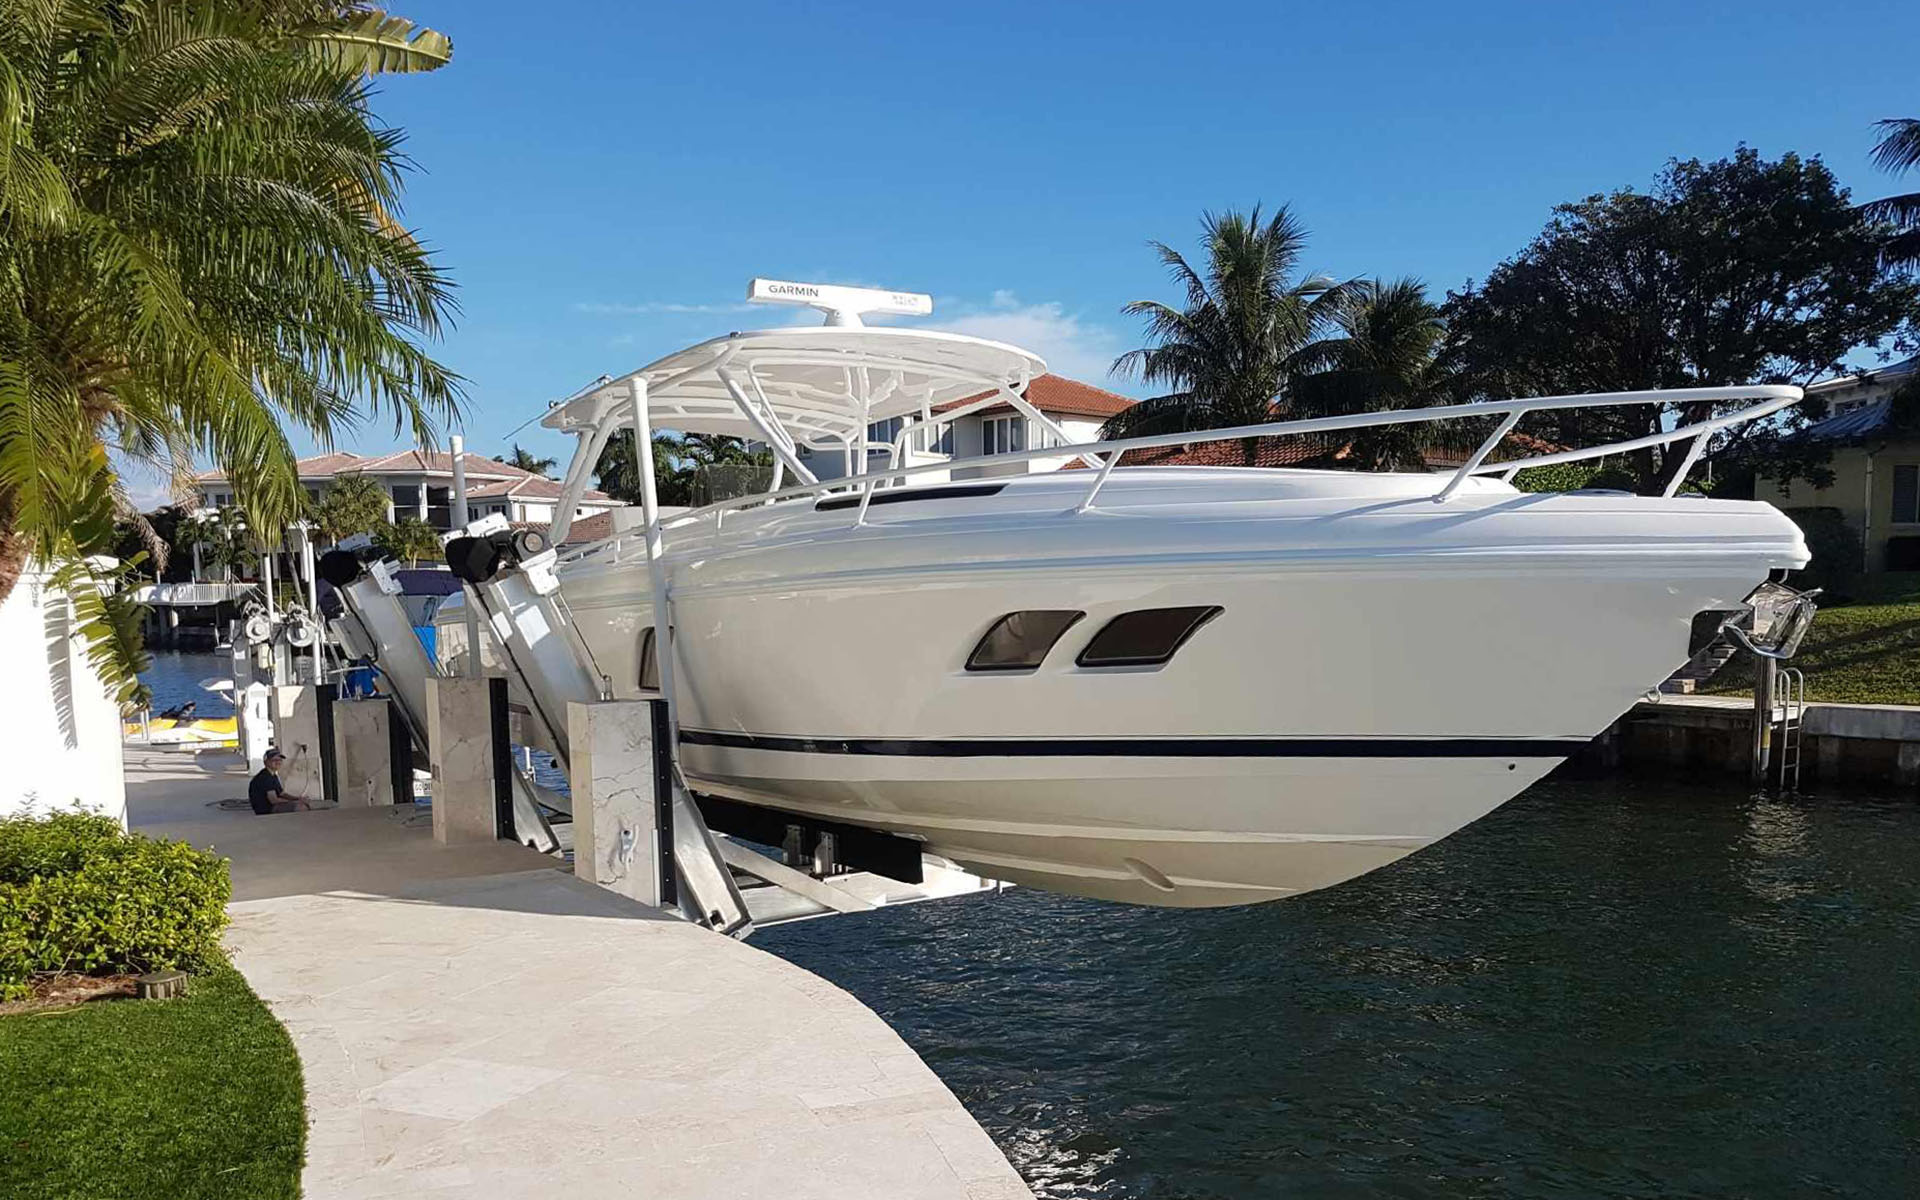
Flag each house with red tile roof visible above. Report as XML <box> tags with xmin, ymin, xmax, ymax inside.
<box><xmin>815</xmin><ymin>373</ymin><xmax>1137</xmax><ymax>482</ymax></box>
<box><xmin>194</xmin><ymin>450</ymin><xmax>617</xmax><ymax>535</ymax></box>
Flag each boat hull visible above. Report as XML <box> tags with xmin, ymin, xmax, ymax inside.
<box><xmin>555</xmin><ymin>469</ymin><xmax>1807</xmax><ymax>906</ymax></box>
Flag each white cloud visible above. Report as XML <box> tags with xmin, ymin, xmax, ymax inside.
<box><xmin>924</xmin><ymin>293</ymin><xmax>1129</xmax><ymax>388</ymax></box>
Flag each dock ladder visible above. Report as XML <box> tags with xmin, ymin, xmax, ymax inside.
<box><xmin>1777</xmin><ymin>667</ymin><xmax>1807</xmax><ymax>792</ymax></box>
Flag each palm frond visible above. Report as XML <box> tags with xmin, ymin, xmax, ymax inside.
<box><xmin>1862</xmin><ymin>189</ymin><xmax>1920</xmax><ymax>227</ymax></box>
<box><xmin>1870</xmin><ymin>118</ymin><xmax>1920</xmax><ymax>175</ymax></box>
<box><xmin>0</xmin><ymin>1</ymin><xmax>462</xmax><ymax>691</ymax></box>
<box><xmin>300</xmin><ymin>10</ymin><xmax>452</xmax><ymax>74</ymax></box>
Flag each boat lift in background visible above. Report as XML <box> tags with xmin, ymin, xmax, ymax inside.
<box><xmin>311</xmin><ymin>382</ymin><xmax>999</xmax><ymax>933</ymax></box>
<box><xmin>437</xmin><ymin>512</ymin><xmax>997</xmax><ymax>935</ymax></box>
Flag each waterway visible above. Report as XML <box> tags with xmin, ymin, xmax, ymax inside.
<box><xmin>142</xmin><ymin>649</ymin><xmax>235</xmax><ymax>714</ymax></box>
<box><xmin>139</xmin><ymin>651</ymin><xmax>1918</xmax><ymax>1196</ymax></box>
<box><xmin>761</xmin><ymin>778</ymin><xmax>1919</xmax><ymax>1198</ymax></box>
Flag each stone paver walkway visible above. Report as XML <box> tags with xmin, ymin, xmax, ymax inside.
<box><xmin>128</xmin><ymin>748</ymin><xmax>1030</xmax><ymax>1200</ymax></box>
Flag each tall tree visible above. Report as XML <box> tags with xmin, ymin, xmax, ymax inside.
<box><xmin>595</xmin><ymin>430</ymin><xmax>688</xmax><ymax>506</ymax></box>
<box><xmin>593</xmin><ymin>430</ymin><xmax>769</xmax><ymax>507</ymax></box>
<box><xmin>178</xmin><ymin>508</ymin><xmax>255</xmax><ymax>582</ymax></box>
<box><xmin>311</xmin><ymin>472</ymin><xmax>391</xmax><ymax>543</ymax></box>
<box><xmin>0</xmin><ymin>2</ymin><xmax>459</xmax><ymax>691</ymax></box>
<box><xmin>1442</xmin><ymin>149</ymin><xmax>1920</xmax><ymax>493</ymax></box>
<box><xmin>1105</xmin><ymin>206</ymin><xmax>1355</xmax><ymax>462</ymax></box>
<box><xmin>111</xmin><ymin>503</ymin><xmax>190</xmax><ymax>581</ymax></box>
<box><xmin>1865</xmin><ymin>118</ymin><xmax>1920</xmax><ymax>273</ymax></box>
<box><xmin>376</xmin><ymin>514</ymin><xmax>439</xmax><ymax>566</ymax></box>
<box><xmin>498</xmin><ymin>443</ymin><xmax>557</xmax><ymax>476</ymax></box>
<box><xmin>1288</xmin><ymin>278</ymin><xmax>1452</xmax><ymax>470</ymax></box>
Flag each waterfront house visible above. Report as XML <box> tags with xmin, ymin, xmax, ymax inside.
<box><xmin>1754</xmin><ymin>358</ymin><xmax>1920</xmax><ymax>573</ymax></box>
<box><xmin>194</xmin><ymin>450</ymin><xmax>618</xmax><ymax>534</ymax></box>
<box><xmin>798</xmin><ymin>373</ymin><xmax>1136</xmax><ymax>482</ymax></box>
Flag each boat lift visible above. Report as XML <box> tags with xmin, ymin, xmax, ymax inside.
<box><xmin>316</xmin><ymin>514</ymin><xmax>996</xmax><ymax>935</ymax></box>
<box><xmin>439</xmin><ymin>513</ymin><xmax>997</xmax><ymax>935</ymax></box>
<box><xmin>317</xmin><ymin>544</ymin><xmax>564</xmax><ymax>853</ymax></box>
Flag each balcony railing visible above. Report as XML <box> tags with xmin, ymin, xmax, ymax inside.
<box><xmin>132</xmin><ymin>581</ymin><xmax>252</xmax><ymax>606</ymax></box>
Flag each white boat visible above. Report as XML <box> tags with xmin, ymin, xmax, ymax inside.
<box><xmin>511</xmin><ymin>280</ymin><xmax>1810</xmax><ymax>907</ymax></box>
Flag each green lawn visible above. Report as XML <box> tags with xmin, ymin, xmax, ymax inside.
<box><xmin>0</xmin><ymin>965</ymin><xmax>305</xmax><ymax>1200</ymax></box>
<box><xmin>1703</xmin><ymin>573</ymin><xmax>1920</xmax><ymax>706</ymax></box>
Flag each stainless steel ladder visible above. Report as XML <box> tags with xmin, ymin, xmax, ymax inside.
<box><xmin>1777</xmin><ymin>667</ymin><xmax>1807</xmax><ymax>791</ymax></box>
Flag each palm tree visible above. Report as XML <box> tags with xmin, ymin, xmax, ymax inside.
<box><xmin>180</xmin><ymin>509</ymin><xmax>256</xmax><ymax>583</ymax></box>
<box><xmin>1106</xmin><ymin>206</ymin><xmax>1354</xmax><ymax>462</ymax></box>
<box><xmin>594</xmin><ymin>430</ymin><xmax>696</xmax><ymax>506</ymax></box>
<box><xmin>0</xmin><ymin>4</ymin><xmax>458</xmax><ymax>691</ymax></box>
<box><xmin>378</xmin><ymin>515</ymin><xmax>441</xmax><ymax>566</ymax></box>
<box><xmin>1866</xmin><ymin>118</ymin><xmax>1920</xmax><ymax>271</ymax></box>
<box><xmin>499</xmin><ymin>444</ymin><xmax>558</xmax><ymax>477</ymax></box>
<box><xmin>312</xmin><ymin>472</ymin><xmax>393</xmax><ymax>543</ymax></box>
<box><xmin>1287</xmin><ymin>278</ymin><xmax>1453</xmax><ymax>470</ymax></box>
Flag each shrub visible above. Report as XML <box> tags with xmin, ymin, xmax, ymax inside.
<box><xmin>1511</xmin><ymin>460</ymin><xmax>1640</xmax><ymax>493</ymax></box>
<box><xmin>0</xmin><ymin>812</ymin><xmax>230</xmax><ymax>999</ymax></box>
<box><xmin>1781</xmin><ymin>507</ymin><xmax>1863</xmax><ymax>602</ymax></box>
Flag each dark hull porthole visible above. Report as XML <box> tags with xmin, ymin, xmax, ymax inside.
<box><xmin>966</xmin><ymin>611</ymin><xmax>1086</xmax><ymax>672</ymax></box>
<box><xmin>1076</xmin><ymin>606</ymin><xmax>1224</xmax><ymax>668</ymax></box>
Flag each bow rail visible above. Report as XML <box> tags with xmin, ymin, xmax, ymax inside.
<box><xmin>556</xmin><ymin>383</ymin><xmax>1802</xmax><ymax>567</ymax></box>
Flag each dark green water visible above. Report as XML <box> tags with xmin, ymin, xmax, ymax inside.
<box><xmin>759</xmin><ymin>778</ymin><xmax>1920</xmax><ymax>1198</ymax></box>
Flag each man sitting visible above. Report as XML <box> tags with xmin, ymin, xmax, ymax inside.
<box><xmin>248</xmin><ymin>749</ymin><xmax>312</xmax><ymax>815</ymax></box>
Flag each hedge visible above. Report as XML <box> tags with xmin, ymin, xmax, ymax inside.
<box><xmin>0</xmin><ymin>812</ymin><xmax>230</xmax><ymax>1000</ymax></box>
<box><xmin>1779</xmin><ymin>506</ymin><xmax>1864</xmax><ymax>602</ymax></box>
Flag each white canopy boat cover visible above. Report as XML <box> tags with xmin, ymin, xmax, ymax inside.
<box><xmin>542</xmin><ymin>326</ymin><xmax>1046</xmax><ymax>445</ymax></box>
<box><xmin>541</xmin><ymin>322</ymin><xmax>1054</xmax><ymax>541</ymax></box>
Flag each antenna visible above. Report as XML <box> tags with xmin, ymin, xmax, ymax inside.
<box><xmin>746</xmin><ymin>278</ymin><xmax>933</xmax><ymax>327</ymax></box>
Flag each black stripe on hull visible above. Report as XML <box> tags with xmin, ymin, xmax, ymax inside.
<box><xmin>679</xmin><ymin>729</ymin><xmax>1586</xmax><ymax>759</ymax></box>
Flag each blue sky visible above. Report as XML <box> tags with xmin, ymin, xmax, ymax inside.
<box><xmin>302</xmin><ymin>0</ymin><xmax>1920</xmax><ymax>468</ymax></box>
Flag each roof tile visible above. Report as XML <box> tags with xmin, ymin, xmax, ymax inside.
<box><xmin>934</xmin><ymin>374</ymin><xmax>1134</xmax><ymax>421</ymax></box>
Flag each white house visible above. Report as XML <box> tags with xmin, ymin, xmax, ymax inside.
<box><xmin>194</xmin><ymin>449</ymin><xmax>618</xmax><ymax>535</ymax></box>
<box><xmin>798</xmin><ymin>373</ymin><xmax>1135</xmax><ymax>483</ymax></box>
<box><xmin>1</xmin><ymin>564</ymin><xmax>127</xmax><ymax>823</ymax></box>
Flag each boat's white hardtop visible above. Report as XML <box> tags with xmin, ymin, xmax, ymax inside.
<box><xmin>541</xmin><ymin>326</ymin><xmax>1047</xmax><ymax>448</ymax></box>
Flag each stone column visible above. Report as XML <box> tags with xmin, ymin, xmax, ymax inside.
<box><xmin>333</xmin><ymin>696</ymin><xmax>398</xmax><ymax>807</ymax></box>
<box><xmin>568</xmin><ymin>699</ymin><xmax>665</xmax><ymax>907</ymax></box>
<box><xmin>427</xmin><ymin>676</ymin><xmax>505</xmax><ymax>844</ymax></box>
<box><xmin>270</xmin><ymin>685</ymin><xmax>327</xmax><ymax>802</ymax></box>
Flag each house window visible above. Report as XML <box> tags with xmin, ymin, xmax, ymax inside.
<box><xmin>391</xmin><ymin>484</ymin><xmax>419</xmax><ymax>509</ymax></box>
<box><xmin>305</xmin><ymin>487</ymin><xmax>320</xmax><ymax>504</ymax></box>
<box><xmin>425</xmin><ymin>486</ymin><xmax>452</xmax><ymax>529</ymax></box>
<box><xmin>488</xmin><ymin>503</ymin><xmax>508</xmax><ymax>517</ymax></box>
<box><xmin>919</xmin><ymin>423</ymin><xmax>954</xmax><ymax>455</ymax></box>
<box><xmin>982</xmin><ymin>416</ymin><xmax>1025</xmax><ymax>455</ymax></box>
<box><xmin>1893</xmin><ymin>464</ymin><xmax>1920</xmax><ymax>524</ymax></box>
<box><xmin>868</xmin><ymin>417</ymin><xmax>953</xmax><ymax>456</ymax></box>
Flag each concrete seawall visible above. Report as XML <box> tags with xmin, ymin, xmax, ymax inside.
<box><xmin>1582</xmin><ymin>695</ymin><xmax>1920</xmax><ymax>787</ymax></box>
